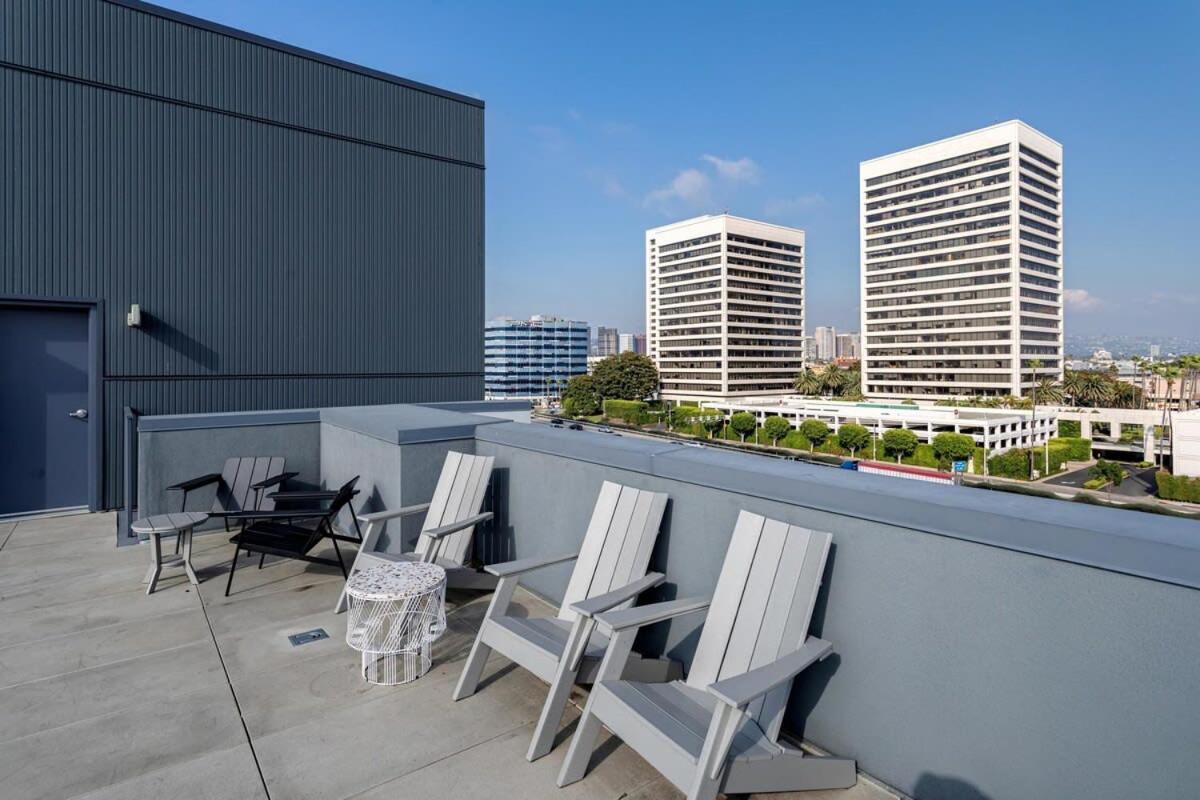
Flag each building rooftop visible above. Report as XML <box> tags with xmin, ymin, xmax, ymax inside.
<box><xmin>6</xmin><ymin>401</ymin><xmax>1197</xmax><ymax>800</ymax></box>
<box><xmin>0</xmin><ymin>511</ymin><xmax>894</xmax><ymax>800</ymax></box>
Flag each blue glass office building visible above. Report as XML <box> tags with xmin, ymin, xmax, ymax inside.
<box><xmin>485</xmin><ymin>316</ymin><xmax>589</xmax><ymax>398</ymax></box>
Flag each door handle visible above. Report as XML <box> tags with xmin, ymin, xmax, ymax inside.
<box><xmin>69</xmin><ymin>409</ymin><xmax>89</xmax><ymax>420</ymax></box>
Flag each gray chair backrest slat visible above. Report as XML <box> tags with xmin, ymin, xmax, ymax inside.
<box><xmin>414</xmin><ymin>452</ymin><xmax>494</xmax><ymax>565</ymax></box>
<box><xmin>212</xmin><ymin>457</ymin><xmax>286</xmax><ymax>514</ymax></box>
<box><xmin>557</xmin><ymin>482</ymin><xmax>668</xmax><ymax>623</ymax></box>
<box><xmin>259</xmin><ymin>457</ymin><xmax>285</xmax><ymax>511</ymax></box>
<box><xmin>685</xmin><ymin>510</ymin><xmax>832</xmax><ymax>740</ymax></box>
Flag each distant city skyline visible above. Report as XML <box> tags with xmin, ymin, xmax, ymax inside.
<box><xmin>156</xmin><ymin>1</ymin><xmax>1198</xmax><ymax>338</ymax></box>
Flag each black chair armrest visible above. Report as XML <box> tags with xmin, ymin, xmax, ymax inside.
<box><xmin>269</xmin><ymin>489</ymin><xmax>337</xmax><ymax>502</ymax></box>
<box><xmin>250</xmin><ymin>471</ymin><xmax>298</xmax><ymax>491</ymax></box>
<box><xmin>220</xmin><ymin>509</ymin><xmax>330</xmax><ymax>522</ymax></box>
<box><xmin>166</xmin><ymin>473</ymin><xmax>222</xmax><ymax>492</ymax></box>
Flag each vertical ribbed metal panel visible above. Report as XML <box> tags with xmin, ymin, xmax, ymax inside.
<box><xmin>1</xmin><ymin>0</ymin><xmax>485</xmax><ymax>508</ymax></box>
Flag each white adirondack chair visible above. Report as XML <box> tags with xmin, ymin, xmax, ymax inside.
<box><xmin>334</xmin><ymin>451</ymin><xmax>496</xmax><ymax>614</ymax></box>
<box><xmin>557</xmin><ymin>510</ymin><xmax>856</xmax><ymax>800</ymax></box>
<box><xmin>452</xmin><ymin>480</ymin><xmax>677</xmax><ymax>762</ymax></box>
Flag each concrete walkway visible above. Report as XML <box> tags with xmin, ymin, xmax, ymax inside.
<box><xmin>0</xmin><ymin>513</ymin><xmax>893</xmax><ymax>800</ymax></box>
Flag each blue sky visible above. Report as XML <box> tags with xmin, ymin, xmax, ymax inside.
<box><xmin>161</xmin><ymin>0</ymin><xmax>1199</xmax><ymax>336</ymax></box>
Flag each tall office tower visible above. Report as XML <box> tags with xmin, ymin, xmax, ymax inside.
<box><xmin>860</xmin><ymin>121</ymin><xmax>1063</xmax><ymax>399</ymax></box>
<box><xmin>618</xmin><ymin>333</ymin><xmax>635</xmax><ymax>353</ymax></box>
<box><xmin>647</xmin><ymin>214</ymin><xmax>806</xmax><ymax>402</ymax></box>
<box><xmin>484</xmin><ymin>315</ymin><xmax>589</xmax><ymax>398</ymax></box>
<box><xmin>594</xmin><ymin>326</ymin><xmax>620</xmax><ymax>357</ymax></box>
<box><xmin>632</xmin><ymin>334</ymin><xmax>647</xmax><ymax>354</ymax></box>
<box><xmin>836</xmin><ymin>332</ymin><xmax>860</xmax><ymax>359</ymax></box>
<box><xmin>813</xmin><ymin>326</ymin><xmax>837</xmax><ymax>361</ymax></box>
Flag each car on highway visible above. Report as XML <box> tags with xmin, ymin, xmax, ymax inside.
<box><xmin>549</xmin><ymin>418</ymin><xmax>563</xmax><ymax>427</ymax></box>
<box><xmin>568</xmin><ymin>422</ymin><xmax>583</xmax><ymax>431</ymax></box>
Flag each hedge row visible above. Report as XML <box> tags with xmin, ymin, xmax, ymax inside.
<box><xmin>1049</xmin><ymin>437</ymin><xmax>1092</xmax><ymax>461</ymax></box>
<box><xmin>1058</xmin><ymin>419</ymin><xmax>1081</xmax><ymax>438</ymax></box>
<box><xmin>603</xmin><ymin>399</ymin><xmax>651</xmax><ymax>425</ymax></box>
<box><xmin>1156</xmin><ymin>472</ymin><xmax>1200</xmax><ymax>503</ymax></box>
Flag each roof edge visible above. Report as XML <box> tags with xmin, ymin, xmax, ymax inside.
<box><xmin>109</xmin><ymin>0</ymin><xmax>484</xmax><ymax>109</ymax></box>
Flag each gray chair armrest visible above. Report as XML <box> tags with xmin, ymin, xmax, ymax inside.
<box><xmin>596</xmin><ymin>596</ymin><xmax>710</xmax><ymax>633</ymax></box>
<box><xmin>706</xmin><ymin>637</ymin><xmax>833</xmax><ymax>709</ymax></box>
<box><xmin>484</xmin><ymin>552</ymin><xmax>579</xmax><ymax>578</ymax></box>
<box><xmin>422</xmin><ymin>511</ymin><xmax>494</xmax><ymax>541</ymax></box>
<box><xmin>569</xmin><ymin>572</ymin><xmax>665</xmax><ymax>619</ymax></box>
<box><xmin>357</xmin><ymin>503</ymin><xmax>431</xmax><ymax>525</ymax></box>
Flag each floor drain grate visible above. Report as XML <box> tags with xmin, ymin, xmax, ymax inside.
<box><xmin>288</xmin><ymin>628</ymin><xmax>330</xmax><ymax>647</ymax></box>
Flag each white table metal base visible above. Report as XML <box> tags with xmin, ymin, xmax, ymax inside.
<box><xmin>345</xmin><ymin>562</ymin><xmax>446</xmax><ymax>685</ymax></box>
<box><xmin>132</xmin><ymin>512</ymin><xmax>208</xmax><ymax>594</ymax></box>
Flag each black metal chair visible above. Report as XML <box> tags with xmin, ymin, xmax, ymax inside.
<box><xmin>166</xmin><ymin>457</ymin><xmax>297</xmax><ymax>551</ymax></box>
<box><xmin>223</xmin><ymin>476</ymin><xmax>360</xmax><ymax>596</ymax></box>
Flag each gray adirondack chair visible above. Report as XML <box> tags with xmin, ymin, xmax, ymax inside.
<box><xmin>334</xmin><ymin>451</ymin><xmax>496</xmax><ymax>614</ymax></box>
<box><xmin>557</xmin><ymin>510</ymin><xmax>856</xmax><ymax>800</ymax></box>
<box><xmin>167</xmin><ymin>456</ymin><xmax>295</xmax><ymax>518</ymax></box>
<box><xmin>452</xmin><ymin>480</ymin><xmax>676</xmax><ymax>763</ymax></box>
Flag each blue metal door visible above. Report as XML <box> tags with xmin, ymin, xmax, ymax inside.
<box><xmin>0</xmin><ymin>306</ymin><xmax>91</xmax><ymax>515</ymax></box>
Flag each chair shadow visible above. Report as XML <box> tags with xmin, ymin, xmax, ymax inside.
<box><xmin>913</xmin><ymin>773</ymin><xmax>993</xmax><ymax>800</ymax></box>
<box><xmin>551</xmin><ymin>715</ymin><xmax>625</xmax><ymax>767</ymax></box>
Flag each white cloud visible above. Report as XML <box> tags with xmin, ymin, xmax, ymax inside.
<box><xmin>1064</xmin><ymin>288</ymin><xmax>1103</xmax><ymax>311</ymax></box>
<box><xmin>701</xmin><ymin>154</ymin><xmax>761</xmax><ymax>183</ymax></box>
<box><xmin>586</xmin><ymin>168</ymin><xmax>627</xmax><ymax>199</ymax></box>
<box><xmin>644</xmin><ymin>168</ymin><xmax>712</xmax><ymax>211</ymax></box>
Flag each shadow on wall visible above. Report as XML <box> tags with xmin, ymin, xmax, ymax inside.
<box><xmin>784</xmin><ymin>542</ymin><xmax>841</xmax><ymax>740</ymax></box>
<box><xmin>142</xmin><ymin>311</ymin><xmax>219</xmax><ymax>371</ymax></box>
<box><xmin>913</xmin><ymin>773</ymin><xmax>993</xmax><ymax>800</ymax></box>
<box><xmin>474</xmin><ymin>467</ymin><xmax>514</xmax><ymax>566</ymax></box>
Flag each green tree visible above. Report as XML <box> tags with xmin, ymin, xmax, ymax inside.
<box><xmin>819</xmin><ymin>364</ymin><xmax>847</xmax><ymax>395</ymax></box>
<box><xmin>762</xmin><ymin>416</ymin><xmax>792</xmax><ymax>446</ymax></box>
<box><xmin>931</xmin><ymin>432</ymin><xmax>976</xmax><ymax>469</ymax></box>
<box><xmin>730</xmin><ymin>412</ymin><xmax>757</xmax><ymax>442</ymax></box>
<box><xmin>840</xmin><ymin>367</ymin><xmax>864</xmax><ymax>400</ymax></box>
<box><xmin>798</xmin><ymin>419</ymin><xmax>831</xmax><ymax>454</ymax></box>
<box><xmin>837</xmin><ymin>423</ymin><xmax>871</xmax><ymax>458</ymax></box>
<box><xmin>561</xmin><ymin>374</ymin><xmax>601</xmax><ymax>417</ymax></box>
<box><xmin>701</xmin><ymin>411</ymin><xmax>725</xmax><ymax>439</ymax></box>
<box><xmin>793</xmin><ymin>368</ymin><xmax>822</xmax><ymax>396</ymax></box>
<box><xmin>1089</xmin><ymin>458</ymin><xmax>1125</xmax><ymax>488</ymax></box>
<box><xmin>881</xmin><ymin>428</ymin><xmax>919</xmax><ymax>464</ymax></box>
<box><xmin>591</xmin><ymin>352</ymin><xmax>659</xmax><ymax>401</ymax></box>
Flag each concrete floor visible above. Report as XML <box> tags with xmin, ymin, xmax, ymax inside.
<box><xmin>0</xmin><ymin>513</ymin><xmax>895</xmax><ymax>800</ymax></box>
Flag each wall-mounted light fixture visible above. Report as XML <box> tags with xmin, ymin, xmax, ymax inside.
<box><xmin>126</xmin><ymin>304</ymin><xmax>142</xmax><ymax>327</ymax></box>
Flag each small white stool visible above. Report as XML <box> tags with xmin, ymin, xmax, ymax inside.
<box><xmin>132</xmin><ymin>512</ymin><xmax>209</xmax><ymax>594</ymax></box>
<box><xmin>344</xmin><ymin>561</ymin><xmax>447</xmax><ymax>685</ymax></box>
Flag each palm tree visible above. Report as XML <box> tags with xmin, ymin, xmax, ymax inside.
<box><xmin>1035</xmin><ymin>378</ymin><xmax>1064</xmax><ymax>405</ymax></box>
<box><xmin>1062</xmin><ymin>369</ymin><xmax>1086</xmax><ymax>407</ymax></box>
<box><xmin>1028</xmin><ymin>359</ymin><xmax>1043</xmax><ymax>479</ymax></box>
<box><xmin>819</xmin><ymin>364</ymin><xmax>846</xmax><ymax>396</ymax></box>
<box><xmin>793</xmin><ymin>368</ymin><xmax>822</xmax><ymax>396</ymax></box>
<box><xmin>1078</xmin><ymin>371</ymin><xmax>1113</xmax><ymax>407</ymax></box>
<box><xmin>1150</xmin><ymin>362</ymin><xmax>1181</xmax><ymax>467</ymax></box>
<box><xmin>1132</xmin><ymin>357</ymin><xmax>1148</xmax><ymax>409</ymax></box>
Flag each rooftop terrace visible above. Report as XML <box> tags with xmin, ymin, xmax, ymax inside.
<box><xmin>0</xmin><ymin>511</ymin><xmax>891</xmax><ymax>800</ymax></box>
<box><xmin>4</xmin><ymin>400</ymin><xmax>1198</xmax><ymax>800</ymax></box>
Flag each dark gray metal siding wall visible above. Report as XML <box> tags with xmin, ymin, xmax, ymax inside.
<box><xmin>1</xmin><ymin>0</ymin><xmax>485</xmax><ymax>508</ymax></box>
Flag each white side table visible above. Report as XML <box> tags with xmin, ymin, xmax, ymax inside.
<box><xmin>344</xmin><ymin>562</ymin><xmax>447</xmax><ymax>685</ymax></box>
<box><xmin>132</xmin><ymin>512</ymin><xmax>209</xmax><ymax>594</ymax></box>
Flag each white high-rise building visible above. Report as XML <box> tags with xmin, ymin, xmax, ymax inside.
<box><xmin>813</xmin><ymin>326</ymin><xmax>837</xmax><ymax>361</ymax></box>
<box><xmin>647</xmin><ymin>214</ymin><xmax>805</xmax><ymax>402</ymax></box>
<box><xmin>860</xmin><ymin>120</ymin><xmax>1063</xmax><ymax>399</ymax></box>
<box><xmin>836</xmin><ymin>332</ymin><xmax>860</xmax><ymax>359</ymax></box>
